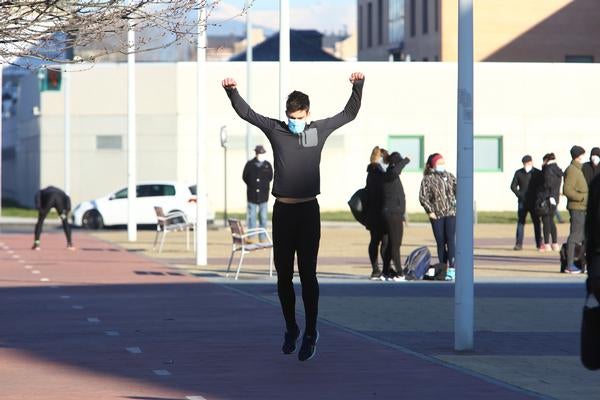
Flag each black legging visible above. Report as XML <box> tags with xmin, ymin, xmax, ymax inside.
<box><xmin>382</xmin><ymin>208</ymin><xmax>404</xmax><ymax>276</ymax></box>
<box><xmin>368</xmin><ymin>226</ymin><xmax>389</xmax><ymax>270</ymax></box>
<box><xmin>272</xmin><ymin>199</ymin><xmax>320</xmax><ymax>337</ymax></box>
<box><xmin>34</xmin><ymin>190</ymin><xmax>72</xmax><ymax>245</ymax></box>
<box><xmin>542</xmin><ymin>213</ymin><xmax>557</xmax><ymax>244</ymax></box>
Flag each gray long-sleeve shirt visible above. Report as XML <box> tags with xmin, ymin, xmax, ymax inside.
<box><xmin>225</xmin><ymin>80</ymin><xmax>364</xmax><ymax>198</ymax></box>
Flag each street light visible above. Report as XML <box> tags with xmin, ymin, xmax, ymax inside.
<box><xmin>220</xmin><ymin>126</ymin><xmax>228</xmax><ymax>227</ymax></box>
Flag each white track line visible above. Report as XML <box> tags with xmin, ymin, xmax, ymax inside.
<box><xmin>153</xmin><ymin>369</ymin><xmax>171</xmax><ymax>376</ymax></box>
<box><xmin>40</xmin><ymin>278</ymin><xmax>50</xmax><ymax>282</ymax></box>
<box><xmin>72</xmin><ymin>305</ymin><xmax>84</xmax><ymax>310</ymax></box>
<box><xmin>104</xmin><ymin>331</ymin><xmax>120</xmax><ymax>336</ymax></box>
<box><xmin>186</xmin><ymin>397</ymin><xmax>208</xmax><ymax>400</ymax></box>
<box><xmin>60</xmin><ymin>295</ymin><xmax>71</xmax><ymax>299</ymax></box>
<box><xmin>32</xmin><ymin>270</ymin><xmax>40</xmax><ymax>274</ymax></box>
<box><xmin>87</xmin><ymin>317</ymin><xmax>100</xmax><ymax>323</ymax></box>
<box><xmin>126</xmin><ymin>347</ymin><xmax>142</xmax><ymax>354</ymax></box>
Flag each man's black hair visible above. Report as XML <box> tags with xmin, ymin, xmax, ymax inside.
<box><xmin>286</xmin><ymin>91</ymin><xmax>310</xmax><ymax>113</ymax></box>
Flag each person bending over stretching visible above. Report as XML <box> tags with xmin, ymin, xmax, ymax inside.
<box><xmin>32</xmin><ymin>186</ymin><xmax>74</xmax><ymax>250</ymax></box>
<box><xmin>222</xmin><ymin>72</ymin><xmax>365</xmax><ymax>361</ymax></box>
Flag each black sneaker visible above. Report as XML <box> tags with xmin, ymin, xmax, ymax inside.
<box><xmin>298</xmin><ymin>331</ymin><xmax>319</xmax><ymax>362</ymax></box>
<box><xmin>513</xmin><ymin>244</ymin><xmax>523</xmax><ymax>251</ymax></box>
<box><xmin>369</xmin><ymin>268</ymin><xmax>382</xmax><ymax>280</ymax></box>
<box><xmin>282</xmin><ymin>327</ymin><xmax>300</xmax><ymax>354</ymax></box>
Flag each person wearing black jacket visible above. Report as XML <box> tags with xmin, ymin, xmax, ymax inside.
<box><xmin>381</xmin><ymin>151</ymin><xmax>410</xmax><ymax>281</ymax></box>
<box><xmin>364</xmin><ymin>146</ymin><xmax>389</xmax><ymax>280</ymax></box>
<box><xmin>32</xmin><ymin>186</ymin><xmax>74</xmax><ymax>250</ymax></box>
<box><xmin>582</xmin><ymin>147</ymin><xmax>600</xmax><ymax>186</ymax></box>
<box><xmin>510</xmin><ymin>155</ymin><xmax>543</xmax><ymax>250</ymax></box>
<box><xmin>540</xmin><ymin>153</ymin><xmax>563</xmax><ymax>251</ymax></box>
<box><xmin>586</xmin><ymin>173</ymin><xmax>600</xmax><ymax>302</ymax></box>
<box><xmin>242</xmin><ymin>145</ymin><xmax>273</xmax><ymax>241</ymax></box>
<box><xmin>222</xmin><ymin>72</ymin><xmax>364</xmax><ymax>362</ymax></box>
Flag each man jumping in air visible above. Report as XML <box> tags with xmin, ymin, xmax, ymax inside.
<box><xmin>222</xmin><ymin>72</ymin><xmax>365</xmax><ymax>361</ymax></box>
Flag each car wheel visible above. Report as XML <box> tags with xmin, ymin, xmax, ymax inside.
<box><xmin>82</xmin><ymin>210</ymin><xmax>104</xmax><ymax>230</ymax></box>
<box><xmin>168</xmin><ymin>210</ymin><xmax>186</xmax><ymax>224</ymax></box>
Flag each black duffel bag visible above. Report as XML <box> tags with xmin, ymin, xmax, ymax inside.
<box><xmin>348</xmin><ymin>188</ymin><xmax>368</xmax><ymax>227</ymax></box>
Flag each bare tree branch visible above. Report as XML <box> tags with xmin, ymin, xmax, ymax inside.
<box><xmin>0</xmin><ymin>0</ymin><xmax>255</xmax><ymax>68</ymax></box>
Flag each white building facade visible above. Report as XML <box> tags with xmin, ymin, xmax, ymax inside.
<box><xmin>3</xmin><ymin>62</ymin><xmax>600</xmax><ymax>215</ymax></box>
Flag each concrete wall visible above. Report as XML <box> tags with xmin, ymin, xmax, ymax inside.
<box><xmin>5</xmin><ymin>61</ymin><xmax>600</xmax><ymax>215</ymax></box>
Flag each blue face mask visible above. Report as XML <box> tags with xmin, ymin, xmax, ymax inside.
<box><xmin>287</xmin><ymin>119</ymin><xmax>306</xmax><ymax>134</ymax></box>
<box><xmin>435</xmin><ymin>166</ymin><xmax>446</xmax><ymax>173</ymax></box>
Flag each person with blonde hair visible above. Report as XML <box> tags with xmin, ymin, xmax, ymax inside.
<box><xmin>364</xmin><ymin>146</ymin><xmax>389</xmax><ymax>279</ymax></box>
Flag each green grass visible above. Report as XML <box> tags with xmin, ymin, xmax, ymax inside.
<box><xmin>216</xmin><ymin>210</ymin><xmax>570</xmax><ymax>224</ymax></box>
<box><xmin>2</xmin><ymin>207</ymin><xmax>42</xmax><ymax>218</ymax></box>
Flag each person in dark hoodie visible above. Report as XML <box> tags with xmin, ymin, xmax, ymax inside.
<box><xmin>582</xmin><ymin>147</ymin><xmax>600</xmax><ymax>186</ymax></box>
<box><xmin>510</xmin><ymin>155</ymin><xmax>543</xmax><ymax>251</ymax></box>
<box><xmin>585</xmin><ymin>173</ymin><xmax>600</xmax><ymax>301</ymax></box>
<box><xmin>539</xmin><ymin>153</ymin><xmax>563</xmax><ymax>251</ymax></box>
<box><xmin>32</xmin><ymin>186</ymin><xmax>74</xmax><ymax>250</ymax></box>
<box><xmin>381</xmin><ymin>151</ymin><xmax>410</xmax><ymax>281</ymax></box>
<box><xmin>419</xmin><ymin>153</ymin><xmax>457</xmax><ymax>281</ymax></box>
<box><xmin>364</xmin><ymin>146</ymin><xmax>389</xmax><ymax>280</ymax></box>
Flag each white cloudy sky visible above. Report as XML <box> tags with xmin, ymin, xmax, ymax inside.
<box><xmin>208</xmin><ymin>0</ymin><xmax>356</xmax><ymax>34</ymax></box>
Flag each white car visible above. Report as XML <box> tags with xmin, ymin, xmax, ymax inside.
<box><xmin>71</xmin><ymin>182</ymin><xmax>214</xmax><ymax>229</ymax></box>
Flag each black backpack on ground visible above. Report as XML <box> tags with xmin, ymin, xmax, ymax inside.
<box><xmin>560</xmin><ymin>243</ymin><xmax>586</xmax><ymax>272</ymax></box>
<box><xmin>423</xmin><ymin>263</ymin><xmax>448</xmax><ymax>281</ymax></box>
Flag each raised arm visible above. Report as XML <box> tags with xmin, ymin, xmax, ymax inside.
<box><xmin>383</xmin><ymin>157</ymin><xmax>410</xmax><ymax>182</ymax></box>
<box><xmin>222</xmin><ymin>78</ymin><xmax>277</xmax><ymax>133</ymax></box>
<box><xmin>318</xmin><ymin>72</ymin><xmax>365</xmax><ymax>132</ymax></box>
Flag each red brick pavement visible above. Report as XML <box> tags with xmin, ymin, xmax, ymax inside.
<box><xmin>0</xmin><ymin>233</ymin><xmax>539</xmax><ymax>400</ymax></box>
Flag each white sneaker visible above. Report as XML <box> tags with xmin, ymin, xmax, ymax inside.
<box><xmin>392</xmin><ymin>275</ymin><xmax>406</xmax><ymax>282</ymax></box>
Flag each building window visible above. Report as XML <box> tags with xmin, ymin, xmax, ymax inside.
<box><xmin>358</xmin><ymin>5</ymin><xmax>363</xmax><ymax>50</ymax></box>
<box><xmin>388</xmin><ymin>0</ymin><xmax>405</xmax><ymax>44</ymax></box>
<box><xmin>410</xmin><ymin>0</ymin><xmax>416</xmax><ymax>37</ymax></box>
<box><xmin>96</xmin><ymin>135</ymin><xmax>122</xmax><ymax>150</ymax></box>
<box><xmin>377</xmin><ymin>0</ymin><xmax>384</xmax><ymax>45</ymax></box>
<box><xmin>367</xmin><ymin>2</ymin><xmax>373</xmax><ymax>48</ymax></box>
<box><xmin>434</xmin><ymin>0</ymin><xmax>439</xmax><ymax>32</ymax></box>
<box><xmin>565</xmin><ymin>55</ymin><xmax>594</xmax><ymax>63</ymax></box>
<box><xmin>422</xmin><ymin>0</ymin><xmax>429</xmax><ymax>34</ymax></box>
<box><xmin>387</xmin><ymin>135</ymin><xmax>424</xmax><ymax>171</ymax></box>
<box><xmin>474</xmin><ymin>136</ymin><xmax>503</xmax><ymax>172</ymax></box>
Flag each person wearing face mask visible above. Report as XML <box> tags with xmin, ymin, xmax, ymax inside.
<box><xmin>222</xmin><ymin>72</ymin><xmax>365</xmax><ymax>362</ymax></box>
<box><xmin>563</xmin><ymin>145</ymin><xmax>589</xmax><ymax>274</ymax></box>
<box><xmin>364</xmin><ymin>146</ymin><xmax>389</xmax><ymax>280</ymax></box>
<box><xmin>582</xmin><ymin>147</ymin><xmax>600</xmax><ymax>186</ymax></box>
<box><xmin>419</xmin><ymin>153</ymin><xmax>457</xmax><ymax>281</ymax></box>
<box><xmin>510</xmin><ymin>155</ymin><xmax>543</xmax><ymax>251</ymax></box>
<box><xmin>242</xmin><ymin>145</ymin><xmax>273</xmax><ymax>242</ymax></box>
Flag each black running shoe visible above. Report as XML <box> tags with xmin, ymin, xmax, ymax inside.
<box><xmin>282</xmin><ymin>327</ymin><xmax>300</xmax><ymax>354</ymax></box>
<box><xmin>298</xmin><ymin>331</ymin><xmax>319</xmax><ymax>362</ymax></box>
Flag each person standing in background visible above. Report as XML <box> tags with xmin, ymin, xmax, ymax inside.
<box><xmin>540</xmin><ymin>153</ymin><xmax>563</xmax><ymax>251</ymax></box>
<box><xmin>419</xmin><ymin>153</ymin><xmax>457</xmax><ymax>281</ymax></box>
<box><xmin>242</xmin><ymin>145</ymin><xmax>273</xmax><ymax>242</ymax></box>
<box><xmin>563</xmin><ymin>145</ymin><xmax>589</xmax><ymax>274</ymax></box>
<box><xmin>582</xmin><ymin>147</ymin><xmax>600</xmax><ymax>186</ymax></box>
<box><xmin>32</xmin><ymin>186</ymin><xmax>74</xmax><ymax>250</ymax></box>
<box><xmin>510</xmin><ymin>155</ymin><xmax>543</xmax><ymax>251</ymax></box>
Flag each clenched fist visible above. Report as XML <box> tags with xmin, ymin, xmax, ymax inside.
<box><xmin>349</xmin><ymin>72</ymin><xmax>365</xmax><ymax>84</ymax></box>
<box><xmin>222</xmin><ymin>78</ymin><xmax>237</xmax><ymax>89</ymax></box>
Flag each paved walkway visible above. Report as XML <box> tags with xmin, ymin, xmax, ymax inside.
<box><xmin>0</xmin><ymin>232</ymin><xmax>543</xmax><ymax>400</ymax></box>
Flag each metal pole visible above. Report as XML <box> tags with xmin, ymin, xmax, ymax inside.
<box><xmin>224</xmin><ymin>145</ymin><xmax>228</xmax><ymax>227</ymax></box>
<box><xmin>127</xmin><ymin>16</ymin><xmax>137</xmax><ymax>242</ymax></box>
<box><xmin>195</xmin><ymin>4</ymin><xmax>208</xmax><ymax>266</ymax></box>
<box><xmin>245</xmin><ymin>0</ymin><xmax>253</xmax><ymax>161</ymax></box>
<box><xmin>0</xmin><ymin>65</ymin><xmax>3</xmax><ymax>218</ymax></box>
<box><xmin>279</xmin><ymin>0</ymin><xmax>290</xmax><ymax>120</ymax></box>
<box><xmin>455</xmin><ymin>0</ymin><xmax>474</xmax><ymax>352</ymax></box>
<box><xmin>63</xmin><ymin>65</ymin><xmax>70</xmax><ymax>195</ymax></box>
